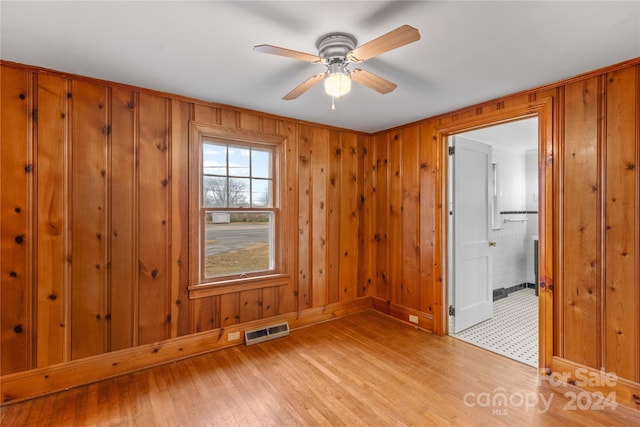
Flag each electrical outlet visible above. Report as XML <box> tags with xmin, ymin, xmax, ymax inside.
<box><xmin>409</xmin><ymin>315</ymin><xmax>419</xmax><ymax>324</ymax></box>
<box><xmin>228</xmin><ymin>331</ymin><xmax>241</xmax><ymax>341</ymax></box>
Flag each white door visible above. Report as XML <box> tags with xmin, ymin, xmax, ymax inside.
<box><xmin>451</xmin><ymin>136</ymin><xmax>494</xmax><ymax>333</ymax></box>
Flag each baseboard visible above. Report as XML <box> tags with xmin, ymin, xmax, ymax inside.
<box><xmin>549</xmin><ymin>357</ymin><xmax>640</xmax><ymax>410</ymax></box>
<box><xmin>0</xmin><ymin>297</ymin><xmax>372</xmax><ymax>405</ymax></box>
<box><xmin>493</xmin><ymin>283</ymin><xmax>536</xmax><ymax>301</ymax></box>
<box><xmin>371</xmin><ymin>297</ymin><xmax>434</xmax><ymax>332</ymax></box>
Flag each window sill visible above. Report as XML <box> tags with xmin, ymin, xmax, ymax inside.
<box><xmin>188</xmin><ymin>273</ymin><xmax>290</xmax><ymax>299</ymax></box>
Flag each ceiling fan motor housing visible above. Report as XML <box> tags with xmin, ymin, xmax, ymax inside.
<box><xmin>316</xmin><ymin>33</ymin><xmax>357</xmax><ymax>63</ymax></box>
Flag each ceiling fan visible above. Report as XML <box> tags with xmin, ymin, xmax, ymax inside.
<box><xmin>254</xmin><ymin>25</ymin><xmax>420</xmax><ymax>106</ymax></box>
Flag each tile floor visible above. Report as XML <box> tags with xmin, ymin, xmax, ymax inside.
<box><xmin>450</xmin><ymin>288</ymin><xmax>538</xmax><ymax>367</ymax></box>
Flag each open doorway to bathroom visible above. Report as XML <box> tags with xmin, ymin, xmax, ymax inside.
<box><xmin>447</xmin><ymin>117</ymin><xmax>539</xmax><ymax>368</ymax></box>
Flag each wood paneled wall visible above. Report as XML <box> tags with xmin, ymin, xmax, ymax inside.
<box><xmin>2</xmin><ymin>58</ymin><xmax>639</xmax><ymax>404</ymax></box>
<box><xmin>0</xmin><ymin>62</ymin><xmax>365</xmax><ymax>376</ymax></box>
<box><xmin>365</xmin><ymin>61</ymin><xmax>640</xmax><ymax>389</ymax></box>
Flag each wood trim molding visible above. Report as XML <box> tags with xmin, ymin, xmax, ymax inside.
<box><xmin>433</xmin><ymin>97</ymin><xmax>555</xmax><ymax>375</ymax></box>
<box><xmin>549</xmin><ymin>357</ymin><xmax>640</xmax><ymax>410</ymax></box>
<box><xmin>0</xmin><ymin>297</ymin><xmax>373</xmax><ymax>405</ymax></box>
<box><xmin>188</xmin><ymin>274</ymin><xmax>291</xmax><ymax>299</ymax></box>
<box><xmin>372</xmin><ymin>297</ymin><xmax>434</xmax><ymax>332</ymax></box>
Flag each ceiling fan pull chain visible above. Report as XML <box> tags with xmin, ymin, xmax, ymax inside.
<box><xmin>331</xmin><ymin>96</ymin><xmax>336</xmax><ymax>111</ymax></box>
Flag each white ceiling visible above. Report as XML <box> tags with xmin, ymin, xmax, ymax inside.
<box><xmin>1</xmin><ymin>1</ymin><xmax>639</xmax><ymax>133</ymax></box>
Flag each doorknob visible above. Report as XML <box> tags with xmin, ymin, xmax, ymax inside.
<box><xmin>489</xmin><ymin>241</ymin><xmax>497</xmax><ymax>247</ymax></box>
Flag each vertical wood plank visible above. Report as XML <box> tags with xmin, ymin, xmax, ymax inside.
<box><xmin>262</xmin><ymin>118</ymin><xmax>277</xmax><ymax>135</ymax></box>
<box><xmin>339</xmin><ymin>132</ymin><xmax>359</xmax><ymax>302</ymax></box>
<box><xmin>327</xmin><ymin>131</ymin><xmax>342</xmax><ymax>304</ymax></box>
<box><xmin>110</xmin><ymin>87</ymin><xmax>137</xmax><ymax>351</ymax></box>
<box><xmin>311</xmin><ymin>127</ymin><xmax>329</xmax><ymax>307</ymax></box>
<box><xmin>400</xmin><ymin>126</ymin><xmax>420</xmax><ymax>309</ymax></box>
<box><xmin>388</xmin><ymin>132</ymin><xmax>403</xmax><ymax>304</ymax></box>
<box><xmin>0</xmin><ymin>66</ymin><xmax>34</xmax><ymax>374</ymax></box>
<box><xmin>240</xmin><ymin>112</ymin><xmax>262</xmax><ymax>131</ymax></box>
<box><xmin>240</xmin><ymin>289</ymin><xmax>261</xmax><ymax>323</ymax></box>
<box><xmin>419</xmin><ymin>122</ymin><xmax>437</xmax><ymax>315</ymax></box>
<box><xmin>137</xmin><ymin>93</ymin><xmax>170</xmax><ymax>345</ymax></box>
<box><xmin>193</xmin><ymin>104</ymin><xmax>219</xmax><ymax>125</ymax></box>
<box><xmin>373</xmin><ymin>133</ymin><xmax>390</xmax><ymax>301</ymax></box>
<box><xmin>220</xmin><ymin>293</ymin><xmax>239</xmax><ymax>327</ymax></box>
<box><xmin>70</xmin><ymin>80</ymin><xmax>108</xmax><ymax>359</ymax></box>
<box><xmin>357</xmin><ymin>135</ymin><xmax>375</xmax><ymax>297</ymax></box>
<box><xmin>561</xmin><ymin>77</ymin><xmax>600</xmax><ymax>368</ymax></box>
<box><xmin>36</xmin><ymin>73</ymin><xmax>68</xmax><ymax>366</ymax></box>
<box><xmin>192</xmin><ymin>297</ymin><xmax>218</xmax><ymax>333</ymax></box>
<box><xmin>170</xmin><ymin>99</ymin><xmax>192</xmax><ymax>337</ymax></box>
<box><xmin>220</xmin><ymin>109</ymin><xmax>239</xmax><ymax>128</ymax></box>
<box><xmin>262</xmin><ymin>287</ymin><xmax>277</xmax><ymax>319</ymax></box>
<box><xmin>277</xmin><ymin>121</ymin><xmax>297</xmax><ymax>314</ymax></box>
<box><xmin>604</xmin><ymin>67</ymin><xmax>637</xmax><ymax>381</ymax></box>
<box><xmin>297</xmin><ymin>126</ymin><xmax>313</xmax><ymax>310</ymax></box>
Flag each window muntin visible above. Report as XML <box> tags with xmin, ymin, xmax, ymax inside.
<box><xmin>201</xmin><ymin>140</ymin><xmax>275</xmax><ymax>280</ymax></box>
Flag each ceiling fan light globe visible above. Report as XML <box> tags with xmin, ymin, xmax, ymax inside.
<box><xmin>324</xmin><ymin>73</ymin><xmax>351</xmax><ymax>98</ymax></box>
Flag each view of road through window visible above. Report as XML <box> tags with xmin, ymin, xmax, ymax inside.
<box><xmin>204</xmin><ymin>215</ymin><xmax>271</xmax><ymax>277</ymax></box>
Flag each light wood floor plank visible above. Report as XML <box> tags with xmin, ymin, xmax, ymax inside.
<box><xmin>2</xmin><ymin>310</ymin><xmax>640</xmax><ymax>426</ymax></box>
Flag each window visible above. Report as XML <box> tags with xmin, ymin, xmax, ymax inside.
<box><xmin>202</xmin><ymin>141</ymin><xmax>275</xmax><ymax>279</ymax></box>
<box><xmin>189</xmin><ymin>123</ymin><xmax>287</xmax><ymax>290</ymax></box>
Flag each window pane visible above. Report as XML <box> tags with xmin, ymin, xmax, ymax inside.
<box><xmin>251</xmin><ymin>178</ymin><xmax>271</xmax><ymax>207</ymax></box>
<box><xmin>203</xmin><ymin>142</ymin><xmax>227</xmax><ymax>176</ymax></box>
<box><xmin>228</xmin><ymin>178</ymin><xmax>250</xmax><ymax>207</ymax></box>
<box><xmin>229</xmin><ymin>146</ymin><xmax>250</xmax><ymax>177</ymax></box>
<box><xmin>252</xmin><ymin>148</ymin><xmax>272</xmax><ymax>178</ymax></box>
<box><xmin>203</xmin><ymin>212</ymin><xmax>273</xmax><ymax>278</ymax></box>
<box><xmin>203</xmin><ymin>176</ymin><xmax>228</xmax><ymax>208</ymax></box>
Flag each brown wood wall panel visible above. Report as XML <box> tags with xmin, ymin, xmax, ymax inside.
<box><xmin>603</xmin><ymin>67</ymin><xmax>638</xmax><ymax>381</ymax></box>
<box><xmin>373</xmin><ymin>134</ymin><xmax>389</xmax><ymax>300</ymax></box>
<box><xmin>418</xmin><ymin>122</ymin><xmax>438</xmax><ymax>315</ymax></box>
<box><xmin>3</xmin><ymin>60</ymin><xmax>640</xmax><ymax>401</ymax></box>
<box><xmin>358</xmin><ymin>135</ymin><xmax>375</xmax><ymax>297</ymax></box>
<box><xmin>388</xmin><ymin>132</ymin><xmax>403</xmax><ymax>304</ymax></box>
<box><xmin>169</xmin><ymin>99</ymin><xmax>191</xmax><ymax>338</ymax></box>
<box><xmin>311</xmin><ymin>127</ymin><xmax>329</xmax><ymax>307</ymax></box>
<box><xmin>240</xmin><ymin>289</ymin><xmax>261</xmax><ymax>323</ymax></box>
<box><xmin>0</xmin><ymin>66</ymin><xmax>34</xmax><ymax>374</ymax></box>
<box><xmin>400</xmin><ymin>127</ymin><xmax>420</xmax><ymax>309</ymax></box>
<box><xmin>262</xmin><ymin>287</ymin><xmax>277</xmax><ymax>319</ymax></box>
<box><xmin>339</xmin><ymin>133</ymin><xmax>359</xmax><ymax>302</ymax></box>
<box><xmin>192</xmin><ymin>297</ymin><xmax>218</xmax><ymax>333</ymax></box>
<box><xmin>327</xmin><ymin>130</ymin><xmax>342</xmax><ymax>304</ymax></box>
<box><xmin>276</xmin><ymin>120</ymin><xmax>297</xmax><ymax>315</ymax></box>
<box><xmin>35</xmin><ymin>73</ymin><xmax>68</xmax><ymax>367</ymax></box>
<box><xmin>297</xmin><ymin>126</ymin><xmax>313</xmax><ymax>310</ymax></box>
<box><xmin>193</xmin><ymin>104</ymin><xmax>219</xmax><ymax>125</ymax></box>
<box><xmin>137</xmin><ymin>93</ymin><xmax>170</xmax><ymax>345</ymax></box>
<box><xmin>220</xmin><ymin>293</ymin><xmax>239</xmax><ymax>327</ymax></box>
<box><xmin>560</xmin><ymin>77</ymin><xmax>600</xmax><ymax>368</ymax></box>
<box><xmin>70</xmin><ymin>80</ymin><xmax>108</xmax><ymax>360</ymax></box>
<box><xmin>110</xmin><ymin>87</ymin><xmax>137</xmax><ymax>351</ymax></box>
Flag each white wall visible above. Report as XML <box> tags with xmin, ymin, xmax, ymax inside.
<box><xmin>491</xmin><ymin>148</ymin><xmax>528</xmax><ymax>289</ymax></box>
<box><xmin>525</xmin><ymin>149</ymin><xmax>539</xmax><ymax>284</ymax></box>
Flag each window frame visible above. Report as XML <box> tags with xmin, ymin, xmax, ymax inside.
<box><xmin>188</xmin><ymin>122</ymin><xmax>288</xmax><ymax>294</ymax></box>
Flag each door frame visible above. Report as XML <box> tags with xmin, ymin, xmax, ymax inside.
<box><xmin>436</xmin><ymin>97</ymin><xmax>554</xmax><ymax>373</ymax></box>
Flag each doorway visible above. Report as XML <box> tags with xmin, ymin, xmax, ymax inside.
<box><xmin>447</xmin><ymin>117</ymin><xmax>539</xmax><ymax>367</ymax></box>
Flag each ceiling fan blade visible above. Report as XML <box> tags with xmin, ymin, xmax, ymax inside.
<box><xmin>347</xmin><ymin>25</ymin><xmax>420</xmax><ymax>63</ymax></box>
<box><xmin>350</xmin><ymin>69</ymin><xmax>397</xmax><ymax>94</ymax></box>
<box><xmin>283</xmin><ymin>72</ymin><xmax>327</xmax><ymax>100</ymax></box>
<box><xmin>254</xmin><ymin>44</ymin><xmax>322</xmax><ymax>63</ymax></box>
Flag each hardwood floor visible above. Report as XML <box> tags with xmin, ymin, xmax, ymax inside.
<box><xmin>2</xmin><ymin>310</ymin><xmax>639</xmax><ymax>426</ymax></box>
